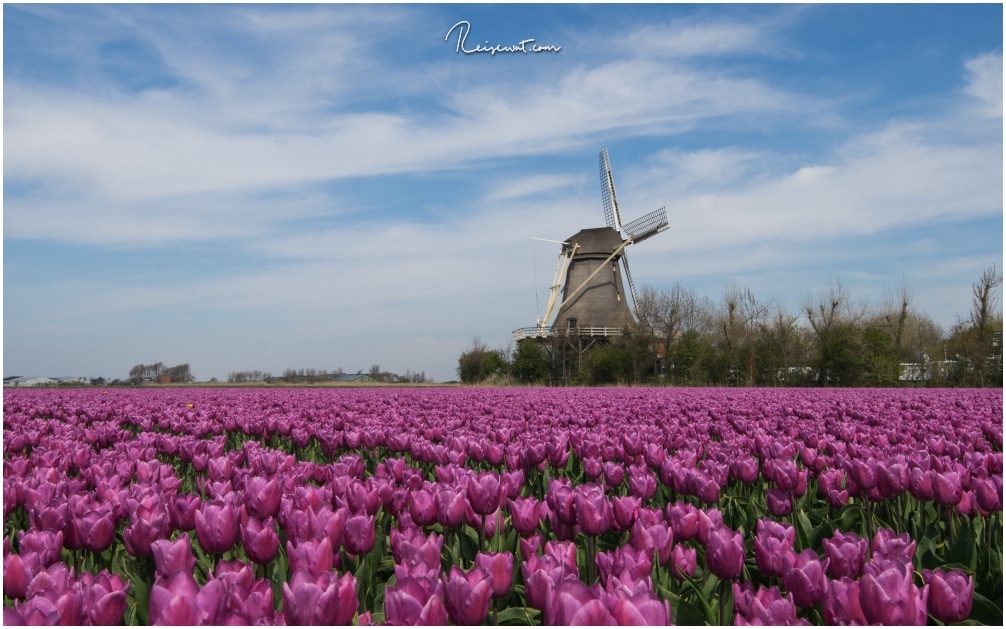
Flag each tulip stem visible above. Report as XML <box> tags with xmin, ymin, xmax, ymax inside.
<box><xmin>719</xmin><ymin>578</ymin><xmax>730</xmax><ymax>625</ymax></box>
<box><xmin>480</xmin><ymin>514</ymin><xmax>486</xmax><ymax>557</ymax></box>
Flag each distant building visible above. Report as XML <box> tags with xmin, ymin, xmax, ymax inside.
<box><xmin>4</xmin><ymin>376</ymin><xmax>57</xmax><ymax>387</ymax></box>
<box><xmin>334</xmin><ymin>373</ymin><xmax>375</xmax><ymax>383</ymax></box>
<box><xmin>53</xmin><ymin>376</ymin><xmax>91</xmax><ymax>385</ymax></box>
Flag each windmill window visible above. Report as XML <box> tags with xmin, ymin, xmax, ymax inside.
<box><xmin>567</xmin><ymin>318</ymin><xmax>577</xmax><ymax>329</ymax></box>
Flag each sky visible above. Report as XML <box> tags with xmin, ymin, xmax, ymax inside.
<box><xmin>3</xmin><ymin>3</ymin><xmax>1003</xmax><ymax>383</ymax></box>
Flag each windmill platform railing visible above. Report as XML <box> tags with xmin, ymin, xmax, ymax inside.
<box><xmin>512</xmin><ymin>325</ymin><xmax>625</xmax><ymax>343</ymax></box>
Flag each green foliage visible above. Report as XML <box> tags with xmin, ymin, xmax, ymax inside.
<box><xmin>512</xmin><ymin>339</ymin><xmax>551</xmax><ymax>384</ymax></box>
<box><xmin>457</xmin><ymin>338</ymin><xmax>509</xmax><ymax>383</ymax></box>
<box><xmin>862</xmin><ymin>326</ymin><xmax>901</xmax><ymax>386</ymax></box>
<box><xmin>581</xmin><ymin>343</ymin><xmax>632</xmax><ymax>385</ymax></box>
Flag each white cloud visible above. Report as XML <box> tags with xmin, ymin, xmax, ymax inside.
<box><xmin>961</xmin><ymin>51</ymin><xmax>1003</xmax><ymax>120</ymax></box>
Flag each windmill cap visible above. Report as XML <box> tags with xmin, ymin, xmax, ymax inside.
<box><xmin>565</xmin><ymin>227</ymin><xmax>626</xmax><ymax>257</ymax></box>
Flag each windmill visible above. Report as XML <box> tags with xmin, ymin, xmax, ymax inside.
<box><xmin>515</xmin><ymin>148</ymin><xmax>669</xmax><ymax>341</ymax></box>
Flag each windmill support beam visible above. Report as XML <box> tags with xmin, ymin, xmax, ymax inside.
<box><xmin>554</xmin><ymin>238</ymin><xmax>631</xmax><ymax>315</ymax></box>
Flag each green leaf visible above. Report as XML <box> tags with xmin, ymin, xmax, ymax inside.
<box><xmin>497</xmin><ymin>606</ymin><xmax>541</xmax><ymax>625</ymax></box>
<box><xmin>948</xmin><ymin>519</ymin><xmax>977</xmax><ymax>571</ymax></box>
<box><xmin>673</xmin><ymin>596</ymin><xmax>707</xmax><ymax>626</ymax></box>
<box><xmin>970</xmin><ymin>591</ymin><xmax>1003</xmax><ymax>625</ymax></box>
<box><xmin>795</xmin><ymin>510</ymin><xmax>813</xmax><ymax>551</ymax></box>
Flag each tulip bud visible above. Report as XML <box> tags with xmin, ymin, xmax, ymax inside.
<box><xmin>924</xmin><ymin>568</ymin><xmax>973</xmax><ymax>623</ymax></box>
<box><xmin>706</xmin><ymin>525</ymin><xmax>745</xmax><ymax>580</ymax></box>
<box><xmin>475</xmin><ymin>551</ymin><xmax>514</xmax><ymax>599</ymax></box>
<box><xmin>442</xmin><ymin>565</ymin><xmax>494</xmax><ymax>625</ymax></box>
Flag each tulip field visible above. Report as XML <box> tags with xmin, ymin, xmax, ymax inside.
<box><xmin>3</xmin><ymin>387</ymin><xmax>1003</xmax><ymax>625</ymax></box>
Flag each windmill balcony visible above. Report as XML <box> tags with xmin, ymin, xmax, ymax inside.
<box><xmin>512</xmin><ymin>326</ymin><xmax>625</xmax><ymax>342</ymax></box>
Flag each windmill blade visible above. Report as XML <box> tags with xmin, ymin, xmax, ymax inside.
<box><xmin>622</xmin><ymin>207</ymin><xmax>669</xmax><ymax>243</ymax></box>
<box><xmin>622</xmin><ymin>250</ymin><xmax>640</xmax><ymax>313</ymax></box>
<box><xmin>599</xmin><ymin>148</ymin><xmax>623</xmax><ymax>232</ymax></box>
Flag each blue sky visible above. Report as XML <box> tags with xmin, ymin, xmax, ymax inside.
<box><xmin>3</xmin><ymin>3</ymin><xmax>1002</xmax><ymax>383</ymax></box>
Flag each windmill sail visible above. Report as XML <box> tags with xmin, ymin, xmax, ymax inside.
<box><xmin>621</xmin><ymin>251</ymin><xmax>639</xmax><ymax>312</ymax></box>
<box><xmin>599</xmin><ymin>148</ymin><xmax>622</xmax><ymax>232</ymax></box>
<box><xmin>622</xmin><ymin>207</ymin><xmax>668</xmax><ymax>243</ymax></box>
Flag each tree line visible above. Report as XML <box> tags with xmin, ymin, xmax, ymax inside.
<box><xmin>228</xmin><ymin>365</ymin><xmax>431</xmax><ymax>384</ymax></box>
<box><xmin>128</xmin><ymin>362</ymin><xmax>194</xmax><ymax>384</ymax></box>
<box><xmin>459</xmin><ymin>265</ymin><xmax>1003</xmax><ymax>388</ymax></box>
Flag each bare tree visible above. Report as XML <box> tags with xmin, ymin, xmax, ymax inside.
<box><xmin>969</xmin><ymin>264</ymin><xmax>1003</xmax><ymax>386</ymax></box>
<box><xmin>802</xmin><ymin>280</ymin><xmax>867</xmax><ymax>386</ymax></box>
<box><xmin>879</xmin><ymin>281</ymin><xmax>914</xmax><ymax>359</ymax></box>
<box><xmin>719</xmin><ymin>284</ymin><xmax>771</xmax><ymax>386</ymax></box>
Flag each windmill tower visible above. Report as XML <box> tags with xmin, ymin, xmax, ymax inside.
<box><xmin>515</xmin><ymin>148</ymin><xmax>669</xmax><ymax>342</ymax></box>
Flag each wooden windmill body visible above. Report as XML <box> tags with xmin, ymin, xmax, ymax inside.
<box><xmin>514</xmin><ymin>148</ymin><xmax>670</xmax><ymax>342</ymax></box>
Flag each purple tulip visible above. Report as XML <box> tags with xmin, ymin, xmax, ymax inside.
<box><xmin>933</xmin><ymin>470</ymin><xmax>964</xmax><ymax>506</ymax></box>
<box><xmin>8</xmin><ymin>596</ymin><xmax>61</xmax><ymax>626</ymax></box>
<box><xmin>821</xmin><ymin>576</ymin><xmax>867</xmax><ymax>625</ymax></box>
<box><xmin>442</xmin><ymin>565</ymin><xmax>494</xmax><ymax>625</ymax></box>
<box><xmin>148</xmin><ymin>570</ymin><xmax>203</xmax><ymax>625</ymax></box>
<box><xmin>730</xmin><ymin>457</ymin><xmax>760</xmax><ymax>484</ymax></box>
<box><xmin>169</xmin><ymin>493</ymin><xmax>201</xmax><ymax>532</ymax></box>
<box><xmin>753</xmin><ymin>519</ymin><xmax>795</xmax><ymax>578</ymax></box>
<box><xmin>766</xmin><ymin>487</ymin><xmax>793</xmax><ymax>517</ymax></box>
<box><xmin>549</xmin><ymin>579</ymin><xmax>616</xmax><ymax>625</ymax></box>
<box><xmin>609</xmin><ymin>582</ymin><xmax>671</xmax><ymax>625</ymax></box>
<box><xmin>522</xmin><ymin>551</ymin><xmax>579</xmax><ymax>613</ymax></box>
<box><xmin>346</xmin><ymin>479</ymin><xmax>381</xmax><ymax>516</ymax></box>
<box><xmin>122</xmin><ymin>495</ymin><xmax>171</xmax><ymax>557</ymax></box>
<box><xmin>244</xmin><ymin>477</ymin><xmax>281</xmax><ymax>519</ymax></box>
<box><xmin>282</xmin><ymin>569</ymin><xmax>358</xmax><ymax>626</ymax></box>
<box><xmin>908</xmin><ymin>467</ymin><xmax>936</xmax><ymax>501</ymax></box>
<box><xmin>343</xmin><ymin>512</ymin><xmax>376</xmax><ymax>555</ymax></box>
<box><xmin>466</xmin><ymin>471</ymin><xmax>502</xmax><ymax>516</ymax></box>
<box><xmin>77</xmin><ymin>570</ymin><xmax>130</xmax><ymax>626</ymax></box>
<box><xmin>734</xmin><ymin>584</ymin><xmax>806</xmax><ymax>626</ymax></box>
<box><xmin>475</xmin><ymin>551</ymin><xmax>514</xmax><ymax>598</ymax></box>
<box><xmin>706</xmin><ymin>525</ymin><xmax>745</xmax><ymax>580</ymax></box>
<box><xmin>151</xmin><ymin>535</ymin><xmax>196</xmax><ymax>578</ymax></box>
<box><xmin>629</xmin><ymin>519</ymin><xmax>673</xmax><ymax>567</ymax></box>
<box><xmin>3</xmin><ymin>553</ymin><xmax>32</xmax><ymax>600</ymax></box>
<box><xmin>669</xmin><ymin>544</ymin><xmax>697</xmax><ymax>580</ymax></box>
<box><xmin>602</xmin><ymin>461</ymin><xmax>625</xmax><ymax>488</ymax></box>
<box><xmin>391</xmin><ymin>527</ymin><xmax>443</xmax><ymax>571</ymax></box>
<box><xmin>409</xmin><ymin>488</ymin><xmax>438</xmax><ymax>527</ymax></box>
<box><xmin>849</xmin><ymin>457</ymin><xmax>877</xmax><ymax>491</ymax></box>
<box><xmin>195</xmin><ymin>500</ymin><xmax>239</xmax><ymax>555</ymax></box>
<box><xmin>876</xmin><ymin>459</ymin><xmax>909</xmax><ymax>498</ymax></box>
<box><xmin>435</xmin><ymin>487</ymin><xmax>467</xmax><ymax>528</ymax></box>
<box><xmin>871</xmin><ymin>528</ymin><xmax>916</xmax><ymax>564</ymax></box>
<box><xmin>501</xmin><ymin>469</ymin><xmax>526</xmax><ymax>500</ymax></box>
<box><xmin>509</xmin><ymin>496</ymin><xmax>542</xmax><ymax>537</ymax></box>
<box><xmin>384</xmin><ymin>575</ymin><xmax>449</xmax><ymax>626</ymax></box>
<box><xmin>575</xmin><ymin>484</ymin><xmax>612</xmax><ymax>537</ymax></box>
<box><xmin>240</xmin><ymin>513</ymin><xmax>280</xmax><ymax>565</ymax></box>
<box><xmin>595</xmin><ymin>545</ymin><xmax>652</xmax><ymax>587</ymax></box>
<box><xmin>859</xmin><ymin>559</ymin><xmax>927</xmax><ymax>625</ymax></box>
<box><xmin>627</xmin><ymin>466</ymin><xmax>658</xmax><ymax>500</ymax></box>
<box><xmin>924</xmin><ymin>568</ymin><xmax>973</xmax><ymax>623</ymax></box>
<box><xmin>974</xmin><ymin>475</ymin><xmax>1003</xmax><ymax>513</ymax></box>
<box><xmin>665</xmin><ymin>501</ymin><xmax>699</xmax><ymax>542</ymax></box>
<box><xmin>781</xmin><ymin>549</ymin><xmax>828</xmax><ymax>608</ymax></box>
<box><xmin>696</xmin><ymin>507</ymin><xmax>724</xmax><ymax>545</ymax></box>
<box><xmin>287</xmin><ymin>537</ymin><xmax>334</xmax><ymax>577</ymax></box>
<box><xmin>610</xmin><ymin>495</ymin><xmax>641</xmax><ymax>532</ymax></box>
<box><xmin>822</xmin><ymin>530</ymin><xmax>867</xmax><ymax>579</ymax></box>
<box><xmin>17</xmin><ymin>527</ymin><xmax>64</xmax><ymax>567</ymax></box>
<box><xmin>519</xmin><ymin>531</ymin><xmax>543</xmax><ymax>559</ymax></box>
<box><xmin>71</xmin><ymin>506</ymin><xmax>116</xmax><ymax>554</ymax></box>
